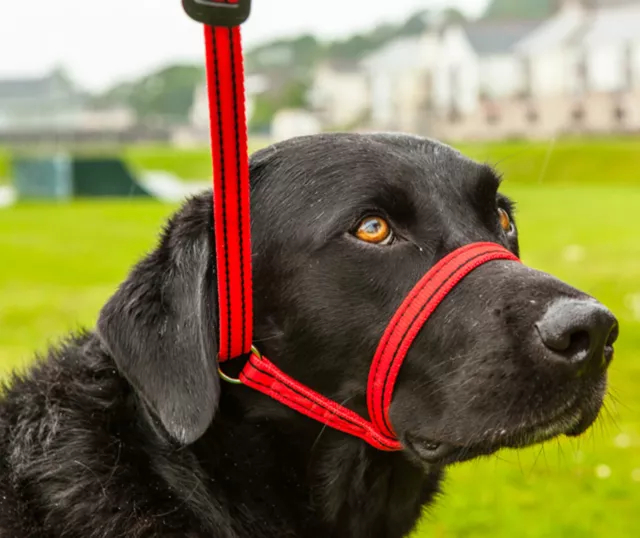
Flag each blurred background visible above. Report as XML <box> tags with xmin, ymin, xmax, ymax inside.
<box><xmin>1</xmin><ymin>0</ymin><xmax>639</xmax><ymax>535</ymax></box>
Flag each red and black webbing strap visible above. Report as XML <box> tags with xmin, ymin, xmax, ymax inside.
<box><xmin>241</xmin><ymin>351</ymin><xmax>402</xmax><ymax>451</ymax></box>
<box><xmin>183</xmin><ymin>0</ymin><xmax>253</xmax><ymax>361</ymax></box>
<box><xmin>204</xmin><ymin>24</ymin><xmax>252</xmax><ymax>361</ymax></box>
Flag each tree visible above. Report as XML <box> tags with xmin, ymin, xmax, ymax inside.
<box><xmin>483</xmin><ymin>0</ymin><xmax>555</xmax><ymax>19</ymax></box>
<box><xmin>442</xmin><ymin>8</ymin><xmax>467</xmax><ymax>25</ymax></box>
<box><xmin>92</xmin><ymin>64</ymin><xmax>204</xmax><ymax>125</ymax></box>
<box><xmin>248</xmin><ymin>77</ymin><xmax>311</xmax><ymax>133</ymax></box>
<box><xmin>92</xmin><ymin>6</ymin><xmax>473</xmax><ymax>127</ymax></box>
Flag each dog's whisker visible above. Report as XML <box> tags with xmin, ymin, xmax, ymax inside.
<box><xmin>310</xmin><ymin>395</ymin><xmax>357</xmax><ymax>454</ymax></box>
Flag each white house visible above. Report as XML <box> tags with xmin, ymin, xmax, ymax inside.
<box><xmin>433</xmin><ymin>20</ymin><xmax>541</xmax><ymax>111</ymax></box>
<box><xmin>309</xmin><ymin>60</ymin><xmax>370</xmax><ymax>129</ymax></box>
<box><xmin>514</xmin><ymin>2</ymin><xmax>586</xmax><ymax>97</ymax></box>
<box><xmin>358</xmin><ymin>18</ymin><xmax>539</xmax><ymax>138</ymax></box>
<box><xmin>516</xmin><ymin>0</ymin><xmax>640</xmax><ymax>135</ymax></box>
<box><xmin>361</xmin><ymin>34</ymin><xmax>441</xmax><ymax>134</ymax></box>
<box><xmin>271</xmin><ymin>108</ymin><xmax>321</xmax><ymax>142</ymax></box>
<box><xmin>0</xmin><ymin>70</ymin><xmax>85</xmax><ymax>133</ymax></box>
<box><xmin>429</xmin><ymin>19</ymin><xmax>540</xmax><ymax>139</ymax></box>
<box><xmin>355</xmin><ymin>0</ymin><xmax>640</xmax><ymax>140</ymax></box>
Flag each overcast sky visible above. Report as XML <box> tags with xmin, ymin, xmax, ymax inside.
<box><xmin>0</xmin><ymin>0</ymin><xmax>488</xmax><ymax>91</ymax></box>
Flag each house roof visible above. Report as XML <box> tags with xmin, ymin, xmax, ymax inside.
<box><xmin>585</xmin><ymin>0</ymin><xmax>640</xmax><ymax>6</ymax></box>
<box><xmin>361</xmin><ymin>37</ymin><xmax>430</xmax><ymax>73</ymax></box>
<box><xmin>0</xmin><ymin>71</ymin><xmax>76</xmax><ymax>101</ymax></box>
<box><xmin>0</xmin><ymin>77</ymin><xmax>49</xmax><ymax>101</ymax></box>
<box><xmin>462</xmin><ymin>21</ymin><xmax>541</xmax><ymax>55</ymax></box>
<box><xmin>579</xmin><ymin>2</ymin><xmax>640</xmax><ymax>44</ymax></box>
<box><xmin>515</xmin><ymin>3</ymin><xmax>585</xmax><ymax>52</ymax></box>
<box><xmin>517</xmin><ymin>0</ymin><xmax>640</xmax><ymax>52</ymax></box>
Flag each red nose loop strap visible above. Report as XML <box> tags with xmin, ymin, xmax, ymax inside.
<box><xmin>367</xmin><ymin>242</ymin><xmax>520</xmax><ymax>440</ymax></box>
<box><xmin>183</xmin><ymin>3</ymin><xmax>521</xmax><ymax>452</ymax></box>
<box><xmin>241</xmin><ymin>243</ymin><xmax>520</xmax><ymax>450</ymax></box>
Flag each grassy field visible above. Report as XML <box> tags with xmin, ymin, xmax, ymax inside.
<box><xmin>0</xmin><ymin>147</ymin><xmax>10</xmax><ymax>181</ymax></box>
<box><xmin>2</xmin><ymin>136</ymin><xmax>640</xmax><ymax>186</ymax></box>
<box><xmin>0</xmin><ymin>142</ymin><xmax>639</xmax><ymax>536</ymax></box>
<box><xmin>0</xmin><ymin>139</ymin><xmax>269</xmax><ymax>184</ymax></box>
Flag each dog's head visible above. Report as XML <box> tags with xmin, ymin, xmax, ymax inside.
<box><xmin>98</xmin><ymin>133</ymin><xmax>618</xmax><ymax>466</ymax></box>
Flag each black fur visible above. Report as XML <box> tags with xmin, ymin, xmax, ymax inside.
<box><xmin>0</xmin><ymin>134</ymin><xmax>617</xmax><ymax>537</ymax></box>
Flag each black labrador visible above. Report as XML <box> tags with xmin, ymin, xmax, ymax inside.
<box><xmin>0</xmin><ymin>134</ymin><xmax>618</xmax><ymax>538</ymax></box>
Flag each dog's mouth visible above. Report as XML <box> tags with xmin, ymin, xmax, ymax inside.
<box><xmin>403</xmin><ymin>390</ymin><xmax>605</xmax><ymax>468</ymax></box>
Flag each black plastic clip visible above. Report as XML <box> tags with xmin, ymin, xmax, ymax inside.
<box><xmin>182</xmin><ymin>0</ymin><xmax>251</xmax><ymax>27</ymax></box>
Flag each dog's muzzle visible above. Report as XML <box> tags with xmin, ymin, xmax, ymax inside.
<box><xmin>223</xmin><ymin>242</ymin><xmax>520</xmax><ymax>451</ymax></box>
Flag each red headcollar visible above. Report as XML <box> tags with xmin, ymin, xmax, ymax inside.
<box><xmin>183</xmin><ymin>1</ymin><xmax>521</xmax><ymax>451</ymax></box>
<box><xmin>240</xmin><ymin>242</ymin><xmax>519</xmax><ymax>450</ymax></box>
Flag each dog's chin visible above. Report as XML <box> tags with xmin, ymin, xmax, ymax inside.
<box><xmin>403</xmin><ymin>391</ymin><xmax>606</xmax><ymax>469</ymax></box>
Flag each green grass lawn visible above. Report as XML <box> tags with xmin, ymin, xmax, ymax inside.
<box><xmin>0</xmin><ymin>147</ymin><xmax>10</xmax><ymax>181</ymax></box>
<box><xmin>416</xmin><ymin>183</ymin><xmax>640</xmax><ymax>538</ymax></box>
<box><xmin>0</xmin><ymin>140</ymin><xmax>270</xmax><ymax>184</ymax></box>
<box><xmin>106</xmin><ymin>137</ymin><xmax>640</xmax><ymax>186</ymax></box>
<box><xmin>2</xmin><ymin>136</ymin><xmax>640</xmax><ymax>186</ymax></box>
<box><xmin>0</xmin><ymin>145</ymin><xmax>639</xmax><ymax>535</ymax></box>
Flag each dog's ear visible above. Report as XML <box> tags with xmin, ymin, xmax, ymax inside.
<box><xmin>97</xmin><ymin>197</ymin><xmax>219</xmax><ymax>445</ymax></box>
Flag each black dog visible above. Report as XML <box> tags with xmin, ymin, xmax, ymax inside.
<box><xmin>0</xmin><ymin>134</ymin><xmax>618</xmax><ymax>538</ymax></box>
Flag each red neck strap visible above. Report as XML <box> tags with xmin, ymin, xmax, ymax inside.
<box><xmin>186</xmin><ymin>3</ymin><xmax>521</xmax><ymax>451</ymax></box>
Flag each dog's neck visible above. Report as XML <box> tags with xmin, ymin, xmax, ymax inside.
<box><xmin>10</xmin><ymin>335</ymin><xmax>441</xmax><ymax>538</ymax></box>
<box><xmin>184</xmin><ymin>387</ymin><xmax>442</xmax><ymax>538</ymax></box>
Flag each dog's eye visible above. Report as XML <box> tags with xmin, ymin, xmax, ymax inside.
<box><xmin>498</xmin><ymin>208</ymin><xmax>514</xmax><ymax>233</ymax></box>
<box><xmin>354</xmin><ymin>216</ymin><xmax>394</xmax><ymax>245</ymax></box>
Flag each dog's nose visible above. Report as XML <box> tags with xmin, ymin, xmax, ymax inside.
<box><xmin>536</xmin><ymin>299</ymin><xmax>618</xmax><ymax>372</ymax></box>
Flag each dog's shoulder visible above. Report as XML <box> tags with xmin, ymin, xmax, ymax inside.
<box><xmin>0</xmin><ymin>332</ymin><xmax>127</xmax><ymax>456</ymax></box>
<box><xmin>0</xmin><ymin>333</ymin><xmax>211</xmax><ymax>537</ymax></box>
<box><xmin>0</xmin><ymin>333</ymin><xmax>127</xmax><ymax>534</ymax></box>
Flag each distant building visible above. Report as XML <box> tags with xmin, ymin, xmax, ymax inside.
<box><xmin>355</xmin><ymin>0</ymin><xmax>640</xmax><ymax>141</ymax></box>
<box><xmin>359</xmin><ymin>20</ymin><xmax>541</xmax><ymax>139</ymax></box>
<box><xmin>0</xmin><ymin>68</ymin><xmax>141</xmax><ymax>145</ymax></box>
<box><xmin>309</xmin><ymin>60</ymin><xmax>370</xmax><ymax>129</ymax></box>
<box><xmin>271</xmin><ymin>109</ymin><xmax>321</xmax><ymax>142</ymax></box>
<box><xmin>516</xmin><ymin>0</ymin><xmax>640</xmax><ymax>136</ymax></box>
<box><xmin>79</xmin><ymin>107</ymin><xmax>136</xmax><ymax>132</ymax></box>
<box><xmin>361</xmin><ymin>35</ymin><xmax>440</xmax><ymax>135</ymax></box>
<box><xmin>0</xmin><ymin>69</ymin><xmax>85</xmax><ymax>133</ymax></box>
<box><xmin>429</xmin><ymin>19</ymin><xmax>541</xmax><ymax>140</ymax></box>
